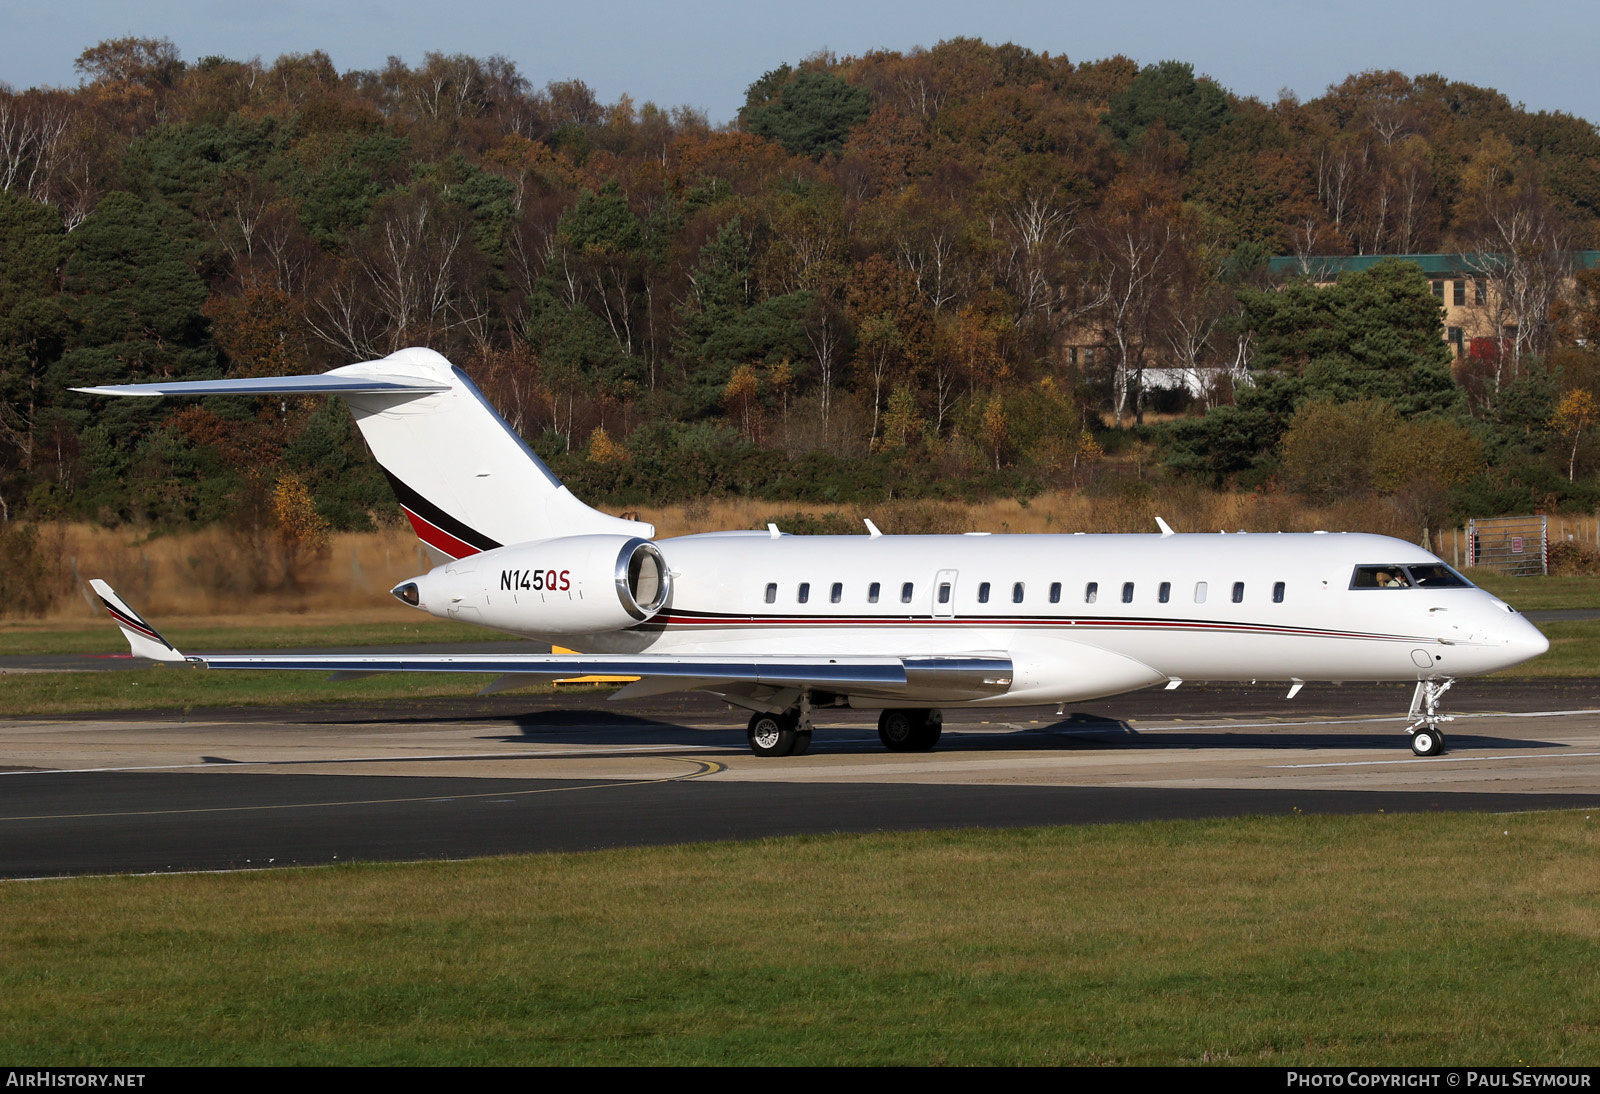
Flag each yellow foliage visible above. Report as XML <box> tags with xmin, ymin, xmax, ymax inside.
<box><xmin>271</xmin><ymin>473</ymin><xmax>330</xmax><ymax>553</ymax></box>
<box><xmin>722</xmin><ymin>364</ymin><xmax>762</xmax><ymax>440</ymax></box>
<box><xmin>587</xmin><ymin>427</ymin><xmax>630</xmax><ymax>465</ymax></box>
<box><xmin>1552</xmin><ymin>389</ymin><xmax>1598</xmax><ymax>436</ymax></box>
<box><xmin>979</xmin><ymin>394</ymin><xmax>1009</xmax><ymax>470</ymax></box>
<box><xmin>878</xmin><ymin>385</ymin><xmax>922</xmax><ymax>451</ymax></box>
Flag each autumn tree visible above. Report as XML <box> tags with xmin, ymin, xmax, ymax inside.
<box><xmin>1552</xmin><ymin>389</ymin><xmax>1598</xmax><ymax>481</ymax></box>
<box><xmin>1082</xmin><ymin>172</ymin><xmax>1185</xmax><ymax>425</ymax></box>
<box><xmin>845</xmin><ymin>255</ymin><xmax>935</xmax><ymax>446</ymax></box>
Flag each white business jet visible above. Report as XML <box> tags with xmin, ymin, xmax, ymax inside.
<box><xmin>80</xmin><ymin>348</ymin><xmax>1548</xmax><ymax>758</ymax></box>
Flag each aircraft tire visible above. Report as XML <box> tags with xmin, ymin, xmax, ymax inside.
<box><xmin>747</xmin><ymin>712</ymin><xmax>799</xmax><ymax>757</ymax></box>
<box><xmin>878</xmin><ymin>709</ymin><xmax>917</xmax><ymax>751</ymax></box>
<box><xmin>1410</xmin><ymin>726</ymin><xmax>1445</xmax><ymax>757</ymax></box>
<box><xmin>879</xmin><ymin>708</ymin><xmax>941</xmax><ymax>752</ymax></box>
<box><xmin>791</xmin><ymin>730</ymin><xmax>813</xmax><ymax>757</ymax></box>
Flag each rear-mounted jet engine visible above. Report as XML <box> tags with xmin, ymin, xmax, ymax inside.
<box><xmin>392</xmin><ymin>535</ymin><xmax>670</xmax><ymax>634</ymax></box>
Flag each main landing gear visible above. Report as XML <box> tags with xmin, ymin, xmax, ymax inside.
<box><xmin>747</xmin><ymin>710</ymin><xmax>811</xmax><ymax>757</ymax></box>
<box><xmin>1407</xmin><ymin>678</ymin><xmax>1455</xmax><ymax>757</ymax></box>
<box><xmin>877</xmin><ymin>708</ymin><xmax>943</xmax><ymax>752</ymax></box>
<box><xmin>744</xmin><ymin>705</ymin><xmax>945</xmax><ymax>756</ymax></box>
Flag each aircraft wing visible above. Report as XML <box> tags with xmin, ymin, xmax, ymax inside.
<box><xmin>88</xmin><ymin>582</ymin><xmax>1013</xmax><ymax>701</ymax></box>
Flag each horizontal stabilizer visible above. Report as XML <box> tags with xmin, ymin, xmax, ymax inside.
<box><xmin>88</xmin><ymin>580</ymin><xmax>185</xmax><ymax>663</ymax></box>
<box><xmin>75</xmin><ymin>348</ymin><xmax>654</xmax><ymax>552</ymax></box>
<box><xmin>72</xmin><ymin>374</ymin><xmax>450</xmax><ymax>397</ymax></box>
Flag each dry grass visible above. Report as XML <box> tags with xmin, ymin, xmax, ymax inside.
<box><xmin>10</xmin><ymin>523</ymin><xmax>431</xmax><ymax>627</ymax></box>
<box><xmin>638</xmin><ymin>486</ymin><xmax>1446</xmax><ymax>539</ymax></box>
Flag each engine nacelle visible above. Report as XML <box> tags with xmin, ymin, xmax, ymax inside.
<box><xmin>393</xmin><ymin>535</ymin><xmax>670</xmax><ymax>635</ymax></box>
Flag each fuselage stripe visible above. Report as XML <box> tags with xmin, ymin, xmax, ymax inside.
<box><xmin>381</xmin><ymin>469</ymin><xmax>501</xmax><ymax>556</ymax></box>
<box><xmin>644</xmin><ymin>611</ymin><xmax>1428</xmax><ymax>643</ymax></box>
<box><xmin>402</xmin><ymin>507</ymin><xmax>478</xmax><ymax>560</ymax></box>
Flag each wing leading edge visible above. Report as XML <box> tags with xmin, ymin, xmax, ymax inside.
<box><xmin>89</xmin><ymin>582</ymin><xmax>1012</xmax><ymax>701</ymax></box>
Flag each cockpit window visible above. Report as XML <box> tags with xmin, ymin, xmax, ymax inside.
<box><xmin>1350</xmin><ymin>564</ymin><xmax>1472</xmax><ymax>589</ymax></box>
<box><xmin>1351</xmin><ymin>567</ymin><xmax>1409</xmax><ymax>589</ymax></box>
<box><xmin>1407</xmin><ymin>564</ymin><xmax>1471</xmax><ymax>588</ymax></box>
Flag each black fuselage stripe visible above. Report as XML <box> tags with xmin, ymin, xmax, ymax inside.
<box><xmin>380</xmin><ymin>469</ymin><xmax>501</xmax><ymax>553</ymax></box>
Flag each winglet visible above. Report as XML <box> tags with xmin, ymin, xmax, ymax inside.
<box><xmin>87</xmin><ymin>580</ymin><xmax>185</xmax><ymax>662</ymax></box>
<box><xmin>1155</xmin><ymin>517</ymin><xmax>1175</xmax><ymax>537</ymax></box>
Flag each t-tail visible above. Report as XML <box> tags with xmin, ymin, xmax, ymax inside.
<box><xmin>75</xmin><ymin>347</ymin><xmax>653</xmax><ymax>561</ymax></box>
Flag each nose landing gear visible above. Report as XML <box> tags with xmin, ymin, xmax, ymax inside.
<box><xmin>1407</xmin><ymin>678</ymin><xmax>1455</xmax><ymax>757</ymax></box>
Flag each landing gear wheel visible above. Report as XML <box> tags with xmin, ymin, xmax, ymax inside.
<box><xmin>791</xmin><ymin>730</ymin><xmax>813</xmax><ymax>757</ymax></box>
<box><xmin>747</xmin><ymin>712</ymin><xmax>799</xmax><ymax>757</ymax></box>
<box><xmin>1410</xmin><ymin>725</ymin><xmax>1446</xmax><ymax>757</ymax></box>
<box><xmin>878</xmin><ymin>708</ymin><xmax>942</xmax><ymax>752</ymax></box>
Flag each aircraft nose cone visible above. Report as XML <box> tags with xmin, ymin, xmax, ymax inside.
<box><xmin>1495</xmin><ymin>612</ymin><xmax>1549</xmax><ymax>669</ymax></box>
<box><xmin>1517</xmin><ymin>619</ymin><xmax>1551</xmax><ymax>660</ymax></box>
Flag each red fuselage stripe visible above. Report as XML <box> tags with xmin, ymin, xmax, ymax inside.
<box><xmin>403</xmin><ymin>507</ymin><xmax>480</xmax><ymax>560</ymax></box>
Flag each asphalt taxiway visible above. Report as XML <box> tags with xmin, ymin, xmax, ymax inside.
<box><xmin>4</xmin><ymin>679</ymin><xmax>1600</xmax><ymax>877</ymax></box>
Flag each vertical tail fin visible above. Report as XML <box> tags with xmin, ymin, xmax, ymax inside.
<box><xmin>338</xmin><ymin>349</ymin><xmax>653</xmax><ymax>559</ymax></box>
<box><xmin>76</xmin><ymin>347</ymin><xmax>653</xmax><ymax>560</ymax></box>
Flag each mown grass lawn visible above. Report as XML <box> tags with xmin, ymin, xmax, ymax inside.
<box><xmin>2</xmin><ymin>812</ymin><xmax>1597</xmax><ymax>1065</ymax></box>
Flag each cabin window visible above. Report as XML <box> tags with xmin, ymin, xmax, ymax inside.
<box><xmin>1122</xmin><ymin>582</ymin><xmax>1135</xmax><ymax>604</ymax></box>
<box><xmin>1232</xmin><ymin>581</ymin><xmax>1244</xmax><ymax>603</ymax></box>
<box><xmin>1158</xmin><ymin>581</ymin><xmax>1171</xmax><ymax>604</ymax></box>
<box><xmin>765</xmin><ymin>583</ymin><xmax>777</xmax><ymax>604</ymax></box>
<box><xmin>868</xmin><ymin>582</ymin><xmax>881</xmax><ymax>603</ymax></box>
<box><xmin>938</xmin><ymin>583</ymin><xmax>952</xmax><ymax>605</ymax></box>
<box><xmin>901</xmin><ymin>582</ymin><xmax>914</xmax><ymax>603</ymax></box>
<box><xmin>978</xmin><ymin>582</ymin><xmax>991</xmax><ymax>604</ymax></box>
<box><xmin>1194</xmin><ymin>581</ymin><xmax>1207</xmax><ymax>604</ymax></box>
<box><xmin>1049</xmin><ymin>582</ymin><xmax>1061</xmax><ymax>604</ymax></box>
<box><xmin>1085</xmin><ymin>582</ymin><xmax>1099</xmax><ymax>604</ymax></box>
<box><xmin>1273</xmin><ymin>581</ymin><xmax>1285</xmax><ymax>603</ymax></box>
<box><xmin>831</xmin><ymin>582</ymin><xmax>843</xmax><ymax>604</ymax></box>
<box><xmin>1013</xmin><ymin>582</ymin><xmax>1025</xmax><ymax>604</ymax></box>
<box><xmin>798</xmin><ymin>582</ymin><xmax>810</xmax><ymax>604</ymax></box>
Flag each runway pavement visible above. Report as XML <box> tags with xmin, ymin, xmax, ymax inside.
<box><xmin>4</xmin><ymin>678</ymin><xmax>1600</xmax><ymax>878</ymax></box>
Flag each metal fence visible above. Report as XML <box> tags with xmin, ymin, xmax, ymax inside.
<box><xmin>1466</xmin><ymin>515</ymin><xmax>1548</xmax><ymax>576</ymax></box>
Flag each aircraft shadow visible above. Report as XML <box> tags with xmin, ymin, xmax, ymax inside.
<box><xmin>1037</xmin><ymin>713</ymin><xmax>1558</xmax><ymax>753</ymax></box>
<box><xmin>296</xmin><ymin>705</ymin><xmax>1565</xmax><ymax>755</ymax></box>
